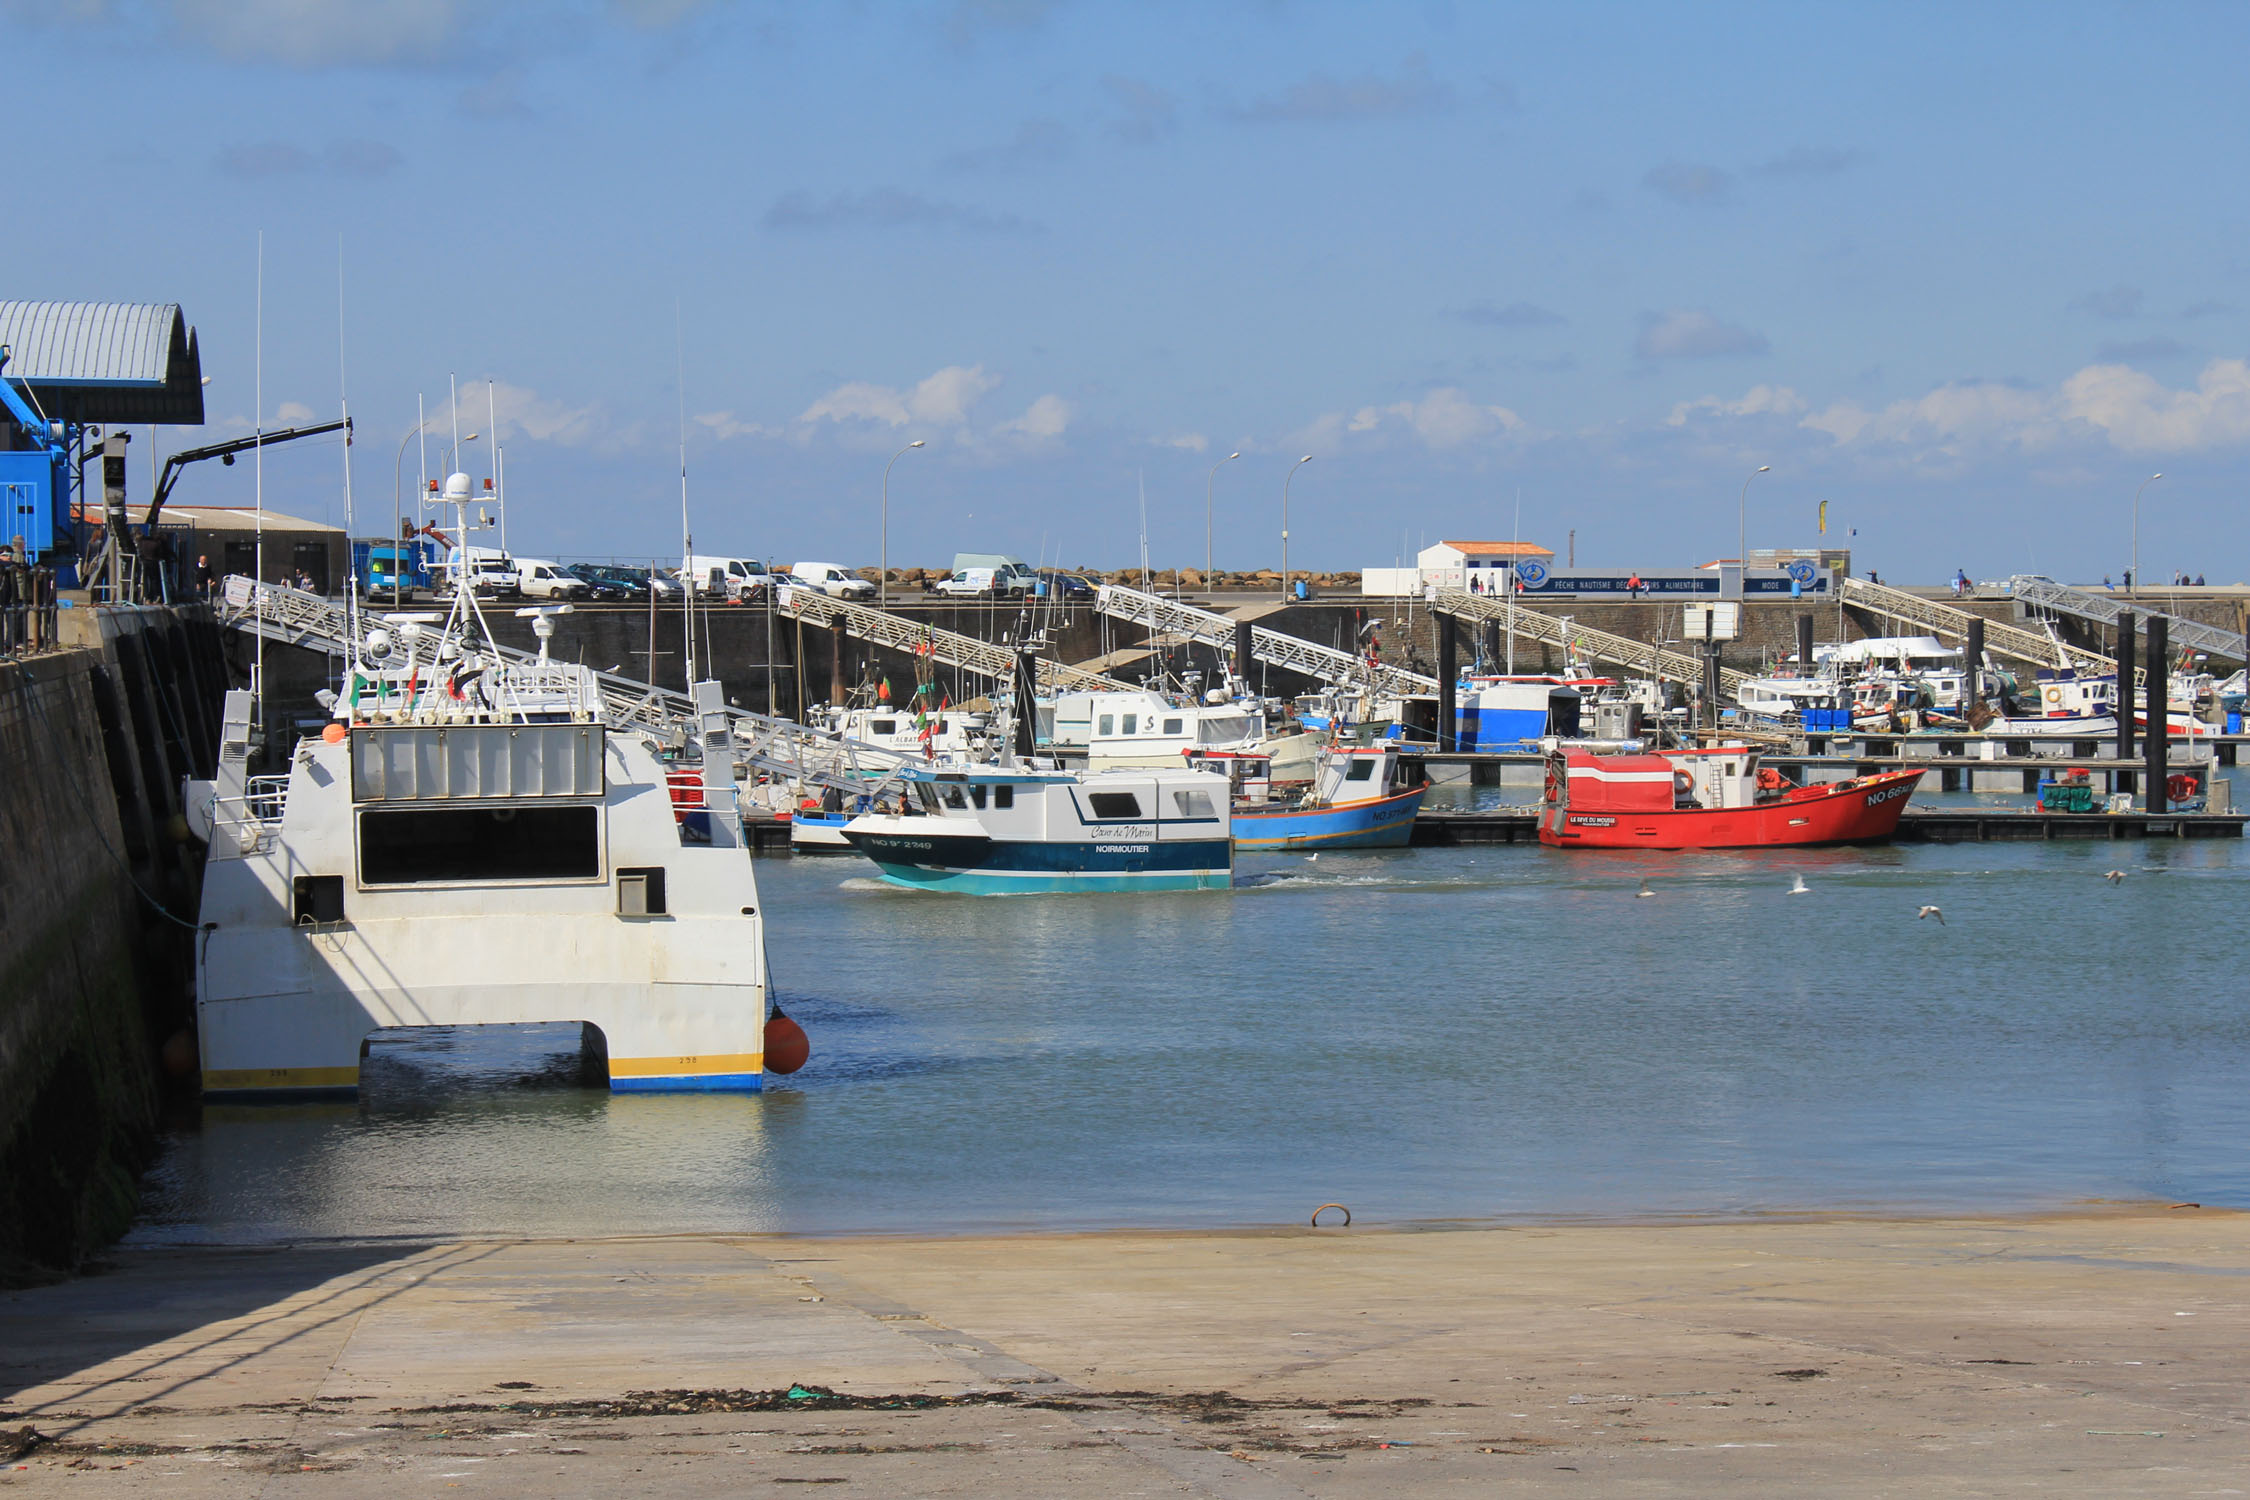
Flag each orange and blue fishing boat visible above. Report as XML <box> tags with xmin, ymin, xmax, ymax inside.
<box><xmin>1224</xmin><ymin>744</ymin><xmax>1429</xmax><ymax>852</ymax></box>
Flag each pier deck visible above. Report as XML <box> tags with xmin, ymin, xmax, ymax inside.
<box><xmin>1411</xmin><ymin>808</ymin><xmax>2248</xmax><ymax>844</ymax></box>
<box><xmin>5</xmin><ymin>1210</ymin><xmax>2245</xmax><ymax>1495</ymax></box>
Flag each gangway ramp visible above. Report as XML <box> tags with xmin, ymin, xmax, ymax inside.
<box><xmin>2007</xmin><ymin>575</ymin><xmax>2242</xmax><ymax>664</ymax></box>
<box><xmin>1840</xmin><ymin>576</ymin><xmax>2112</xmax><ymax>674</ymax></box>
<box><xmin>778</xmin><ymin>585</ymin><xmax>1115</xmax><ymax>694</ymax></box>
<box><xmin>218</xmin><ymin>578</ymin><xmax>918</xmax><ymax>796</ymax></box>
<box><xmin>1095</xmin><ymin>584</ymin><xmax>1436</xmax><ymax>698</ymax></box>
<box><xmin>1425</xmin><ymin>587</ymin><xmax>1752</xmax><ymax>696</ymax></box>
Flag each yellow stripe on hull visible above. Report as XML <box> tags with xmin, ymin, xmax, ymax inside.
<box><xmin>202</xmin><ymin>1065</ymin><xmax>362</xmax><ymax>1092</ymax></box>
<box><xmin>608</xmin><ymin>1052</ymin><xmax>765</xmax><ymax>1078</ymax></box>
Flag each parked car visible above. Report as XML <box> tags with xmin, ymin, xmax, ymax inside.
<box><xmin>790</xmin><ymin>561</ymin><xmax>877</xmax><ymax>600</ymax></box>
<box><xmin>566</xmin><ymin>563</ymin><xmax>651</xmax><ymax>601</ymax></box>
<box><xmin>1037</xmin><ymin>570</ymin><xmax>1095</xmax><ymax>601</ymax></box>
<box><xmin>515</xmin><ymin>559</ymin><xmax>593</xmax><ymax>601</ymax></box>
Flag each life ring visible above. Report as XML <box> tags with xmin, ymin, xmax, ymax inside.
<box><xmin>2168</xmin><ymin>773</ymin><xmax>2198</xmax><ymax>801</ymax></box>
<box><xmin>1673</xmin><ymin>770</ymin><xmax>1694</xmax><ymax>796</ymax></box>
<box><xmin>2043</xmin><ymin>685</ymin><xmax>2063</xmax><ymax>705</ymax></box>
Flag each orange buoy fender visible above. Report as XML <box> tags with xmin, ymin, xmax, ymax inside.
<box><xmin>764</xmin><ymin>1011</ymin><xmax>811</xmax><ymax>1075</ymax></box>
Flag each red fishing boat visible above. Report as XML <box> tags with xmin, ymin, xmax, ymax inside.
<box><xmin>1538</xmin><ymin>745</ymin><xmax>1923</xmax><ymax>850</ymax></box>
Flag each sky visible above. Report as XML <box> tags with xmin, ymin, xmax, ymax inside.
<box><xmin>9</xmin><ymin>0</ymin><xmax>2250</xmax><ymax>582</ymax></box>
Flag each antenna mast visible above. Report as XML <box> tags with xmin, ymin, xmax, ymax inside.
<box><xmin>677</xmin><ymin>301</ymin><xmax>696</xmax><ymax>688</ymax></box>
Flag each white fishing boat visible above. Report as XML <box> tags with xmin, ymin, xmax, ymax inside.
<box><xmin>190</xmin><ymin>475</ymin><xmax>776</xmax><ymax>1096</ymax></box>
<box><xmin>840</xmin><ymin>763</ymin><xmax>1232</xmax><ymax>893</ymax></box>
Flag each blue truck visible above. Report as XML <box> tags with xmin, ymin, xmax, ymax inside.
<box><xmin>351</xmin><ymin>537</ymin><xmax>441</xmax><ymax>599</ymax></box>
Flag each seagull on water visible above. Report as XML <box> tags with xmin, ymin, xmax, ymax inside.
<box><xmin>1788</xmin><ymin>874</ymin><xmax>1810</xmax><ymax>895</ymax></box>
<box><xmin>1917</xmin><ymin>904</ymin><xmax>1946</xmax><ymax>925</ymax></box>
<box><xmin>1636</xmin><ymin>880</ymin><xmax>1656</xmax><ymax>898</ymax></box>
<box><xmin>2103</xmin><ymin>869</ymin><xmax>2127</xmax><ymax>883</ymax></box>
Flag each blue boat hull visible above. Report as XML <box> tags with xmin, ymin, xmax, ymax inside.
<box><xmin>842</xmin><ymin>827</ymin><xmax>1233</xmax><ymax>894</ymax></box>
<box><xmin>1232</xmin><ymin>785</ymin><xmax>1428</xmax><ymax>851</ymax></box>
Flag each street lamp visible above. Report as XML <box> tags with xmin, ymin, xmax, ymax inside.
<box><xmin>391</xmin><ymin>415</ymin><xmax>436</xmax><ymax>609</ymax></box>
<box><xmin>1282</xmin><ymin>454</ymin><xmax>1312</xmax><ymax>600</ymax></box>
<box><xmin>1737</xmin><ymin>465</ymin><xmax>1770</xmax><ymax>585</ymax></box>
<box><xmin>443</xmin><ymin>432</ymin><xmax>480</xmax><ymax>478</ymax></box>
<box><xmin>880</xmin><ymin>439</ymin><xmax>926</xmax><ymax>608</ymax></box>
<box><xmin>2131</xmin><ymin>472</ymin><xmax>2163</xmax><ymax>594</ymax></box>
<box><xmin>1205</xmin><ymin>451</ymin><xmax>1240</xmax><ymax>586</ymax></box>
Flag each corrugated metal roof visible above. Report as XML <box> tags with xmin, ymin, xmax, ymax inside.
<box><xmin>0</xmin><ymin>300</ymin><xmax>205</xmax><ymax>425</ymax></box>
<box><xmin>0</xmin><ymin>301</ymin><xmax>179</xmax><ymax>385</ymax></box>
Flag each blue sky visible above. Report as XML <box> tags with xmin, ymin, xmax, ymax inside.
<box><xmin>11</xmin><ymin>0</ymin><xmax>2250</xmax><ymax>581</ymax></box>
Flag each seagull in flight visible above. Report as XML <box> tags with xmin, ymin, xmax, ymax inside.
<box><xmin>1788</xmin><ymin>874</ymin><xmax>1810</xmax><ymax>895</ymax></box>
<box><xmin>1917</xmin><ymin>904</ymin><xmax>1945</xmax><ymax>925</ymax></box>
<box><xmin>1636</xmin><ymin>880</ymin><xmax>1656</xmax><ymax>898</ymax></box>
<box><xmin>2103</xmin><ymin>869</ymin><xmax>2127</xmax><ymax>883</ymax></box>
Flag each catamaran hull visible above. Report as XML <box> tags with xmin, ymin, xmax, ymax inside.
<box><xmin>1540</xmin><ymin>769</ymin><xmax>1924</xmax><ymax>850</ymax></box>
<box><xmin>842</xmin><ymin>826</ymin><xmax>1232</xmax><ymax>894</ymax></box>
<box><xmin>1233</xmin><ymin>784</ymin><xmax>1428</xmax><ymax>851</ymax></box>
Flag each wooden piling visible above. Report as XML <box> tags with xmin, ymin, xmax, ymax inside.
<box><xmin>2145</xmin><ymin>613</ymin><xmax>2168</xmax><ymax>813</ymax></box>
<box><xmin>2116</xmin><ymin>610</ymin><xmax>2135</xmax><ymax>792</ymax></box>
<box><xmin>1437</xmin><ymin>611</ymin><xmax>1458</xmax><ymax>752</ymax></box>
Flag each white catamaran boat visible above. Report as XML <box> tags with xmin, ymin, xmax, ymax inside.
<box><xmin>190</xmin><ymin>475</ymin><xmax>774</xmax><ymax>1096</ymax></box>
<box><xmin>840</xmin><ymin>763</ymin><xmax>1233</xmax><ymax>893</ymax></box>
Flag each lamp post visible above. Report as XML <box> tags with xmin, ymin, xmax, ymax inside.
<box><xmin>2131</xmin><ymin>472</ymin><xmax>2163</xmax><ymax>595</ymax></box>
<box><xmin>391</xmin><ymin>416</ymin><xmax>435</xmax><ymax>610</ymax></box>
<box><xmin>1281</xmin><ymin>454</ymin><xmax>1312</xmax><ymax>600</ymax></box>
<box><xmin>1737</xmin><ymin>464</ymin><xmax>1771</xmax><ymax>585</ymax></box>
<box><xmin>1205</xmin><ymin>450</ymin><xmax>1240</xmax><ymax>587</ymax></box>
<box><xmin>442</xmin><ymin>432</ymin><xmax>479</xmax><ymax>478</ymax></box>
<box><xmin>880</xmin><ymin>439</ymin><xmax>926</xmax><ymax>607</ymax></box>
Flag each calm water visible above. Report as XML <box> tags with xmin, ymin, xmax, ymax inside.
<box><xmin>132</xmin><ymin>835</ymin><xmax>2250</xmax><ymax>1245</ymax></box>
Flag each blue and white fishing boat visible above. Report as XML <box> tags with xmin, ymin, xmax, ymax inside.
<box><xmin>1226</xmin><ymin>744</ymin><xmax>1428</xmax><ymax>852</ymax></box>
<box><xmin>840</xmin><ymin>764</ymin><xmax>1233</xmax><ymax>893</ymax></box>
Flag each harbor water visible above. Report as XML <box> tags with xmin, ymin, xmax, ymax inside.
<box><xmin>132</xmin><ymin>838</ymin><xmax>2250</xmax><ymax>1246</ymax></box>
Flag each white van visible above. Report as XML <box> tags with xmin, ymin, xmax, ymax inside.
<box><xmin>790</xmin><ymin>561</ymin><xmax>875</xmax><ymax>600</ymax></box>
<box><xmin>682</xmin><ymin>555</ymin><xmax>778</xmax><ymax>600</ymax></box>
<box><xmin>515</xmin><ymin>558</ymin><xmax>591</xmax><ymax>601</ymax></box>
<box><xmin>444</xmin><ymin>546</ymin><xmax>520</xmax><ymax>596</ymax></box>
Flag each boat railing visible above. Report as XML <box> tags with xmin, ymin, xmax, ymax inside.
<box><xmin>211</xmin><ymin>773</ymin><xmax>292</xmax><ymax>852</ymax></box>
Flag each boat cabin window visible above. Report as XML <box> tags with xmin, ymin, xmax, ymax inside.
<box><xmin>1171</xmin><ymin>790</ymin><xmax>1216</xmax><ymax>818</ymax></box>
<box><xmin>1121</xmin><ymin>714</ymin><xmax>1138</xmax><ymax>735</ymax></box>
<box><xmin>1098</xmin><ymin>714</ymin><xmax>1115</xmax><ymax>736</ymax></box>
<box><xmin>943</xmin><ymin>784</ymin><xmax>969</xmax><ymax>809</ymax></box>
<box><xmin>871</xmin><ymin>719</ymin><xmax>896</xmax><ymax>735</ymax></box>
<box><xmin>993</xmin><ymin>785</ymin><xmax>1014</xmax><ymax>809</ymax></box>
<box><xmin>1344</xmin><ymin>758</ymin><xmax>1377</xmax><ymax>782</ymax></box>
<box><xmin>969</xmin><ymin>784</ymin><xmax>987</xmax><ymax>809</ymax></box>
<box><xmin>359</xmin><ymin>804</ymin><xmax>600</xmax><ymax>885</ymax></box>
<box><xmin>1087</xmin><ymin>791</ymin><xmax>1143</xmax><ymax>819</ymax></box>
<box><xmin>1163</xmin><ymin>717</ymin><xmax>1184</xmax><ymax>735</ymax></box>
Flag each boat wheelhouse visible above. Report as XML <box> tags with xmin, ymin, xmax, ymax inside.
<box><xmin>1230</xmin><ymin>744</ymin><xmax>1429</xmax><ymax>851</ymax></box>
<box><xmin>841</xmin><ymin>763</ymin><xmax>1232</xmax><ymax>893</ymax></box>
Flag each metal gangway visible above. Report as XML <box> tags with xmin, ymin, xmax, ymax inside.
<box><xmin>2007</xmin><ymin>575</ymin><xmax>2242</xmax><ymax>665</ymax></box>
<box><xmin>218</xmin><ymin>578</ymin><xmax>920</xmax><ymax>797</ymax></box>
<box><xmin>1839</xmin><ymin>576</ymin><xmax>2112</xmax><ymax>674</ymax></box>
<box><xmin>1095</xmin><ymin>584</ymin><xmax>1437</xmax><ymax>698</ymax></box>
<box><xmin>1425</xmin><ymin>586</ymin><xmax>1753</xmax><ymax>696</ymax></box>
<box><xmin>779</xmin><ymin>585</ymin><xmax>1117</xmax><ymax>694</ymax></box>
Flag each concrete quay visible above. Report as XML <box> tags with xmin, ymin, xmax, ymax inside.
<box><xmin>4</xmin><ymin>1208</ymin><xmax>2246</xmax><ymax>1495</ymax></box>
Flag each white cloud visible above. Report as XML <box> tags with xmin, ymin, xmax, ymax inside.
<box><xmin>695</xmin><ymin>410</ymin><xmax>779</xmax><ymax>441</ymax></box>
<box><xmin>274</xmin><ymin>400</ymin><xmax>318</xmax><ymax>425</ymax></box>
<box><xmin>1321</xmin><ymin>388</ymin><xmax>1524</xmax><ymax>450</ymax></box>
<box><xmin>1159</xmin><ymin>433</ymin><xmax>1209</xmax><ymax>453</ymax></box>
<box><xmin>992</xmin><ymin>393</ymin><xmax>1071</xmax><ymax>441</ymax></box>
<box><xmin>168</xmin><ymin>0</ymin><xmax>473</xmax><ymax>66</ymax></box>
<box><xmin>1800</xmin><ymin>359</ymin><xmax>2250</xmax><ymax>457</ymax></box>
<box><xmin>1637</xmin><ymin>309</ymin><xmax>1770</xmax><ymax>360</ymax></box>
<box><xmin>434</xmin><ymin>379</ymin><xmax>605</xmax><ymax>448</ymax></box>
<box><xmin>1667</xmin><ymin>385</ymin><xmax>1807</xmax><ymax>426</ymax></box>
<box><xmin>800</xmin><ymin>365</ymin><xmax>1002</xmax><ymax>428</ymax></box>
